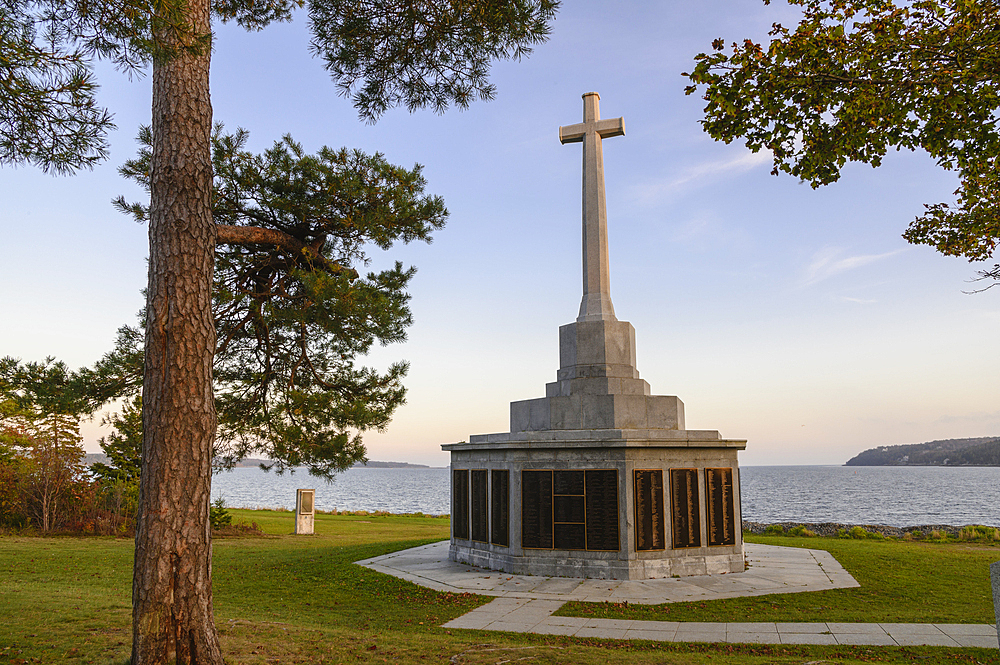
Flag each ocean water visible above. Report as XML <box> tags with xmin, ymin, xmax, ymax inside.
<box><xmin>739</xmin><ymin>465</ymin><xmax>1000</xmax><ymax>526</ymax></box>
<box><xmin>210</xmin><ymin>464</ymin><xmax>1000</xmax><ymax>527</ymax></box>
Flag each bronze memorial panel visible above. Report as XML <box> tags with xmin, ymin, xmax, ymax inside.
<box><xmin>471</xmin><ymin>469</ymin><xmax>488</xmax><ymax>542</ymax></box>
<box><xmin>452</xmin><ymin>469</ymin><xmax>469</xmax><ymax>540</ymax></box>
<box><xmin>669</xmin><ymin>468</ymin><xmax>701</xmax><ymax>548</ymax></box>
<box><xmin>490</xmin><ymin>469</ymin><xmax>509</xmax><ymax>546</ymax></box>
<box><xmin>521</xmin><ymin>470</ymin><xmax>553</xmax><ymax>549</ymax></box>
<box><xmin>705</xmin><ymin>467</ymin><xmax>736</xmax><ymax>546</ymax></box>
<box><xmin>585</xmin><ymin>469</ymin><xmax>620</xmax><ymax>551</ymax></box>
<box><xmin>634</xmin><ymin>469</ymin><xmax>665</xmax><ymax>551</ymax></box>
<box><xmin>553</xmin><ymin>471</ymin><xmax>586</xmax><ymax>550</ymax></box>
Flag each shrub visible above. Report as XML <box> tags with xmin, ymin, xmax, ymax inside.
<box><xmin>958</xmin><ymin>525</ymin><xmax>1000</xmax><ymax>542</ymax></box>
<box><xmin>764</xmin><ymin>524</ymin><xmax>785</xmax><ymax>536</ymax></box>
<box><xmin>210</xmin><ymin>497</ymin><xmax>232</xmax><ymax>530</ymax></box>
<box><xmin>787</xmin><ymin>525</ymin><xmax>817</xmax><ymax>537</ymax></box>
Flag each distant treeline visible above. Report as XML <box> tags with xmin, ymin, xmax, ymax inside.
<box><xmin>83</xmin><ymin>455</ymin><xmax>435</xmax><ymax>470</ymax></box>
<box><xmin>845</xmin><ymin>436</ymin><xmax>1000</xmax><ymax>466</ymax></box>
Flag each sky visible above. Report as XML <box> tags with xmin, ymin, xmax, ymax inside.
<box><xmin>2</xmin><ymin>0</ymin><xmax>998</xmax><ymax>468</ymax></box>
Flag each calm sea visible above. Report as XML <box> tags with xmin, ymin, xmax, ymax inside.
<box><xmin>210</xmin><ymin>464</ymin><xmax>1000</xmax><ymax>527</ymax></box>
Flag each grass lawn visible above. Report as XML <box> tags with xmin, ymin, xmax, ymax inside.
<box><xmin>556</xmin><ymin>534</ymin><xmax>1000</xmax><ymax>625</ymax></box>
<box><xmin>0</xmin><ymin>512</ymin><xmax>995</xmax><ymax>664</ymax></box>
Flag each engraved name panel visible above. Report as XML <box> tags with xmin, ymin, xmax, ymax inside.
<box><xmin>585</xmin><ymin>469</ymin><xmax>620</xmax><ymax>551</ymax></box>
<box><xmin>452</xmin><ymin>469</ymin><xmax>469</xmax><ymax>540</ymax></box>
<box><xmin>669</xmin><ymin>468</ymin><xmax>701</xmax><ymax>548</ymax></box>
<box><xmin>490</xmin><ymin>469</ymin><xmax>510</xmax><ymax>546</ymax></box>
<box><xmin>634</xmin><ymin>469</ymin><xmax>665</xmax><ymax>551</ymax></box>
<box><xmin>705</xmin><ymin>467</ymin><xmax>736</xmax><ymax>546</ymax></box>
<box><xmin>471</xmin><ymin>469</ymin><xmax>488</xmax><ymax>543</ymax></box>
<box><xmin>521</xmin><ymin>470</ymin><xmax>553</xmax><ymax>549</ymax></box>
<box><xmin>553</xmin><ymin>470</ymin><xmax>586</xmax><ymax>550</ymax></box>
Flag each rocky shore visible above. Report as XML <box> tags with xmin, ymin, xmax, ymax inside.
<box><xmin>741</xmin><ymin>521</ymin><xmax>995</xmax><ymax>538</ymax></box>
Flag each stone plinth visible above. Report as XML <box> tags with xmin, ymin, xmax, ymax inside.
<box><xmin>444</xmin><ymin>430</ymin><xmax>745</xmax><ymax>580</ymax></box>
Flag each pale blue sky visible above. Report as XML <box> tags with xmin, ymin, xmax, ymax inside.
<box><xmin>2</xmin><ymin>0</ymin><xmax>997</xmax><ymax>466</ymax></box>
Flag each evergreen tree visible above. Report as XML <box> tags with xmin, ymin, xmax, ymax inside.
<box><xmin>108</xmin><ymin>125</ymin><xmax>446</xmax><ymax>476</ymax></box>
<box><xmin>5</xmin><ymin>0</ymin><xmax>558</xmax><ymax>659</ymax></box>
<box><xmin>0</xmin><ymin>357</ymin><xmax>91</xmax><ymax>531</ymax></box>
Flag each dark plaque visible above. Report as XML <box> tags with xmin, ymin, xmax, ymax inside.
<box><xmin>585</xmin><ymin>469</ymin><xmax>620</xmax><ymax>551</ymax></box>
<box><xmin>490</xmin><ymin>469</ymin><xmax>509</xmax><ymax>546</ymax></box>
<box><xmin>554</xmin><ymin>522</ymin><xmax>587</xmax><ymax>550</ymax></box>
<box><xmin>552</xmin><ymin>471</ymin><xmax>586</xmax><ymax>549</ymax></box>
<box><xmin>553</xmin><ymin>494</ymin><xmax>586</xmax><ymax>524</ymax></box>
<box><xmin>471</xmin><ymin>469</ymin><xmax>488</xmax><ymax>542</ymax></box>
<box><xmin>521</xmin><ymin>470</ymin><xmax>552</xmax><ymax>549</ymax></box>
<box><xmin>634</xmin><ymin>469</ymin><xmax>665</xmax><ymax>551</ymax></box>
<box><xmin>669</xmin><ymin>468</ymin><xmax>701</xmax><ymax>548</ymax></box>
<box><xmin>705</xmin><ymin>468</ymin><xmax>736</xmax><ymax>546</ymax></box>
<box><xmin>553</xmin><ymin>470</ymin><xmax>585</xmax><ymax>495</ymax></box>
<box><xmin>452</xmin><ymin>469</ymin><xmax>469</xmax><ymax>540</ymax></box>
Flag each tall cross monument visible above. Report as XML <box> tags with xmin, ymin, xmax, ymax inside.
<box><xmin>443</xmin><ymin>92</ymin><xmax>746</xmax><ymax>581</ymax></box>
<box><xmin>560</xmin><ymin>92</ymin><xmax>625</xmax><ymax>322</ymax></box>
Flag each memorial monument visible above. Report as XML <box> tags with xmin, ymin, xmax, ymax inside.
<box><xmin>442</xmin><ymin>93</ymin><xmax>747</xmax><ymax>579</ymax></box>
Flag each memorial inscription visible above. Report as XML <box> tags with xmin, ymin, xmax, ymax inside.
<box><xmin>670</xmin><ymin>468</ymin><xmax>701</xmax><ymax>548</ymax></box>
<box><xmin>491</xmin><ymin>469</ymin><xmax>510</xmax><ymax>546</ymax></box>
<box><xmin>521</xmin><ymin>469</ymin><xmax>620</xmax><ymax>551</ymax></box>
<box><xmin>452</xmin><ymin>469</ymin><xmax>470</xmax><ymax>540</ymax></box>
<box><xmin>522</xmin><ymin>470</ymin><xmax>553</xmax><ymax>549</ymax></box>
<box><xmin>471</xmin><ymin>469</ymin><xmax>488</xmax><ymax>542</ymax></box>
<box><xmin>705</xmin><ymin>467</ymin><xmax>736</xmax><ymax>547</ymax></box>
<box><xmin>585</xmin><ymin>469</ymin><xmax>620</xmax><ymax>551</ymax></box>
<box><xmin>634</xmin><ymin>469</ymin><xmax>665</xmax><ymax>551</ymax></box>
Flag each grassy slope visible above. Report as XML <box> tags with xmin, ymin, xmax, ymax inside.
<box><xmin>557</xmin><ymin>534</ymin><xmax>1000</xmax><ymax>624</ymax></box>
<box><xmin>0</xmin><ymin>513</ymin><xmax>995</xmax><ymax>664</ymax></box>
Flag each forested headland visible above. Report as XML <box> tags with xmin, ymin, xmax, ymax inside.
<box><xmin>845</xmin><ymin>437</ymin><xmax>1000</xmax><ymax>466</ymax></box>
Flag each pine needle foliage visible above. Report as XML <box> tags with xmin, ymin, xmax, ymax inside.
<box><xmin>111</xmin><ymin>125</ymin><xmax>448</xmax><ymax>478</ymax></box>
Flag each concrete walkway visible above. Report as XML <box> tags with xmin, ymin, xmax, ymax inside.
<box><xmin>356</xmin><ymin>541</ymin><xmax>999</xmax><ymax>649</ymax></box>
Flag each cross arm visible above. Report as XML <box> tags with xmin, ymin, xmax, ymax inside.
<box><xmin>558</xmin><ymin>117</ymin><xmax>626</xmax><ymax>144</ymax></box>
<box><xmin>559</xmin><ymin>122</ymin><xmax>587</xmax><ymax>144</ymax></box>
<box><xmin>596</xmin><ymin>117</ymin><xmax>625</xmax><ymax>138</ymax></box>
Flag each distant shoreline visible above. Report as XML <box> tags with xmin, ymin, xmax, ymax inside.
<box><xmin>83</xmin><ymin>454</ymin><xmax>445</xmax><ymax>470</ymax></box>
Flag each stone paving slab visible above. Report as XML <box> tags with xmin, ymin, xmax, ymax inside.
<box><xmin>357</xmin><ymin>541</ymin><xmax>859</xmax><ymax>603</ymax></box>
<box><xmin>359</xmin><ymin>541</ymin><xmax>998</xmax><ymax>649</ymax></box>
<box><xmin>440</xmin><ymin>599</ymin><xmax>999</xmax><ymax>647</ymax></box>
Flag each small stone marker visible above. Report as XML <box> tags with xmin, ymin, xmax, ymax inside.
<box><xmin>295</xmin><ymin>488</ymin><xmax>315</xmax><ymax>535</ymax></box>
<box><xmin>992</xmin><ymin>560</ymin><xmax>1000</xmax><ymax>647</ymax></box>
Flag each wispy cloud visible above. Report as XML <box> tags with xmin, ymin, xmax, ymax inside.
<box><xmin>803</xmin><ymin>246</ymin><xmax>907</xmax><ymax>286</ymax></box>
<box><xmin>631</xmin><ymin>150</ymin><xmax>772</xmax><ymax>205</ymax></box>
<box><xmin>836</xmin><ymin>296</ymin><xmax>877</xmax><ymax>304</ymax></box>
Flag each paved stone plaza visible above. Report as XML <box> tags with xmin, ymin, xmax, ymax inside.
<box><xmin>357</xmin><ymin>541</ymin><xmax>999</xmax><ymax>648</ymax></box>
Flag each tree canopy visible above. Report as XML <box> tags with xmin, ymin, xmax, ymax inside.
<box><xmin>685</xmin><ymin>0</ymin><xmax>1000</xmax><ymax>283</ymax></box>
<box><xmin>109</xmin><ymin>125</ymin><xmax>447</xmax><ymax>476</ymax></box>
<box><xmin>5</xmin><ymin>0</ymin><xmax>559</xmax><ymax>659</ymax></box>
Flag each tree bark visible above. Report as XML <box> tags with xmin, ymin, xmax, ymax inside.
<box><xmin>132</xmin><ymin>0</ymin><xmax>223</xmax><ymax>661</ymax></box>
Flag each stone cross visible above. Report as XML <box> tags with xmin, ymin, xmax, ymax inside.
<box><xmin>560</xmin><ymin>92</ymin><xmax>625</xmax><ymax>322</ymax></box>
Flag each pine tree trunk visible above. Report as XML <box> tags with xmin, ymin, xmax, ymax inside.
<box><xmin>132</xmin><ymin>0</ymin><xmax>222</xmax><ymax>660</ymax></box>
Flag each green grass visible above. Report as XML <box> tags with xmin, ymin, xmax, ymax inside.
<box><xmin>0</xmin><ymin>513</ymin><xmax>996</xmax><ymax>664</ymax></box>
<box><xmin>556</xmin><ymin>534</ymin><xmax>1000</xmax><ymax>624</ymax></box>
